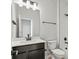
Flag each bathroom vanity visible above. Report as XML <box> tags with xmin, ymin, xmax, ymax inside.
<box><xmin>11</xmin><ymin>2</ymin><xmax>44</xmax><ymax>59</ymax></box>
<box><xmin>11</xmin><ymin>38</ymin><xmax>45</xmax><ymax>59</ymax></box>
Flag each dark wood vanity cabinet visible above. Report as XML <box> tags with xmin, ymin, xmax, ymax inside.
<box><xmin>12</xmin><ymin>43</ymin><xmax>45</xmax><ymax>59</ymax></box>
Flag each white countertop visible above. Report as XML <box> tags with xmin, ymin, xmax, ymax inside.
<box><xmin>12</xmin><ymin>37</ymin><xmax>46</xmax><ymax>47</ymax></box>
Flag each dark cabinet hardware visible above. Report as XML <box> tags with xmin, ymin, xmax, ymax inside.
<box><xmin>65</xmin><ymin>47</ymin><xmax>68</xmax><ymax>50</ymax></box>
<box><xmin>64</xmin><ymin>37</ymin><xmax>67</xmax><ymax>41</ymax></box>
<box><xmin>64</xmin><ymin>14</ymin><xmax>68</xmax><ymax>16</ymax></box>
<box><xmin>65</xmin><ymin>42</ymin><xmax>68</xmax><ymax>44</ymax></box>
<box><xmin>11</xmin><ymin>50</ymin><xmax>18</xmax><ymax>56</ymax></box>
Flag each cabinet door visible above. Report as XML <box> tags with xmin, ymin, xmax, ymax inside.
<box><xmin>12</xmin><ymin>52</ymin><xmax>28</xmax><ymax>59</ymax></box>
<box><xmin>28</xmin><ymin>49</ymin><xmax>45</xmax><ymax>59</ymax></box>
<box><xmin>12</xmin><ymin>45</ymin><xmax>29</xmax><ymax>59</ymax></box>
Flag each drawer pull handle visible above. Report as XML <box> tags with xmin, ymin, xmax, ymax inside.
<box><xmin>11</xmin><ymin>50</ymin><xmax>18</xmax><ymax>56</ymax></box>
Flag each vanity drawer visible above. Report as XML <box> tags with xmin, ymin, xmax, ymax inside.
<box><xmin>12</xmin><ymin>43</ymin><xmax>44</xmax><ymax>52</ymax></box>
<box><xmin>28</xmin><ymin>43</ymin><xmax>44</xmax><ymax>50</ymax></box>
<box><xmin>12</xmin><ymin>45</ymin><xmax>29</xmax><ymax>52</ymax></box>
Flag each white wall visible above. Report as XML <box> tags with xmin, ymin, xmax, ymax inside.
<box><xmin>31</xmin><ymin>0</ymin><xmax>57</xmax><ymax>41</ymax></box>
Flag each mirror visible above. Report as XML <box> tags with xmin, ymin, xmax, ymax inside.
<box><xmin>18</xmin><ymin>18</ymin><xmax>32</xmax><ymax>38</ymax></box>
<box><xmin>11</xmin><ymin>1</ymin><xmax>40</xmax><ymax>40</ymax></box>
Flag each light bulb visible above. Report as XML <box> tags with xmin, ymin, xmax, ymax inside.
<box><xmin>19</xmin><ymin>2</ymin><xmax>23</xmax><ymax>7</ymax></box>
<box><xmin>32</xmin><ymin>3</ymin><xmax>36</xmax><ymax>10</ymax></box>
<box><xmin>26</xmin><ymin>0</ymin><xmax>30</xmax><ymax>9</ymax></box>
<box><xmin>32</xmin><ymin>3</ymin><xmax>39</xmax><ymax>10</ymax></box>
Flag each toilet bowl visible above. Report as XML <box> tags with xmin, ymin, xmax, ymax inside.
<box><xmin>48</xmin><ymin>41</ymin><xmax>65</xmax><ymax>59</ymax></box>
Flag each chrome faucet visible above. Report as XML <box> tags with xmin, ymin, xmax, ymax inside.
<box><xmin>25</xmin><ymin>34</ymin><xmax>31</xmax><ymax>41</ymax></box>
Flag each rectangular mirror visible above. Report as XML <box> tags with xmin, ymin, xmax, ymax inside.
<box><xmin>11</xmin><ymin>2</ymin><xmax>40</xmax><ymax>40</ymax></box>
<box><xmin>21</xmin><ymin>19</ymin><xmax>31</xmax><ymax>37</ymax></box>
<box><xmin>20</xmin><ymin>18</ymin><xmax>32</xmax><ymax>38</ymax></box>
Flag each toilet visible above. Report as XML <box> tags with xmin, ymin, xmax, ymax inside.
<box><xmin>47</xmin><ymin>40</ymin><xmax>65</xmax><ymax>59</ymax></box>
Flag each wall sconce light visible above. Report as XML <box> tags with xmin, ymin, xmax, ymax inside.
<box><xmin>14</xmin><ymin>0</ymin><xmax>39</xmax><ymax>10</ymax></box>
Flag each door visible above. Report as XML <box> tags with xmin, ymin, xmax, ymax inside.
<box><xmin>59</xmin><ymin>0</ymin><xmax>68</xmax><ymax>59</ymax></box>
<box><xmin>28</xmin><ymin>49</ymin><xmax>45</xmax><ymax>59</ymax></box>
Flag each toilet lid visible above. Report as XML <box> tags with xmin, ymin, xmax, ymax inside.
<box><xmin>52</xmin><ymin>49</ymin><xmax>65</xmax><ymax>56</ymax></box>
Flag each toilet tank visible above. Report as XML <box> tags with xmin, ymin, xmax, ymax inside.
<box><xmin>48</xmin><ymin>40</ymin><xmax>56</xmax><ymax>50</ymax></box>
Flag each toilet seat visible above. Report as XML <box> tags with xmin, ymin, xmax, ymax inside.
<box><xmin>51</xmin><ymin>49</ymin><xmax>65</xmax><ymax>56</ymax></box>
